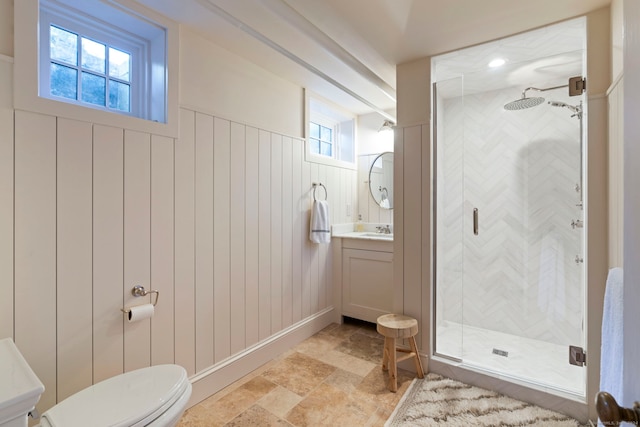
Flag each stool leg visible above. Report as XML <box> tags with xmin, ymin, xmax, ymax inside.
<box><xmin>409</xmin><ymin>336</ymin><xmax>424</xmax><ymax>379</ymax></box>
<box><xmin>388</xmin><ymin>337</ymin><xmax>398</xmax><ymax>392</ymax></box>
<box><xmin>382</xmin><ymin>337</ymin><xmax>390</xmax><ymax>371</ymax></box>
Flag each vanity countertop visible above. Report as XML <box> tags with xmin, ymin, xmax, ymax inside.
<box><xmin>332</xmin><ymin>223</ymin><xmax>393</xmax><ymax>241</ymax></box>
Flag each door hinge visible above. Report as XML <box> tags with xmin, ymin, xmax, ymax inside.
<box><xmin>569</xmin><ymin>76</ymin><xmax>586</xmax><ymax>96</ymax></box>
<box><xmin>570</xmin><ymin>345</ymin><xmax>586</xmax><ymax>366</ymax></box>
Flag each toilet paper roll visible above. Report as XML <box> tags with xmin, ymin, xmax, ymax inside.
<box><xmin>127</xmin><ymin>304</ymin><xmax>154</xmax><ymax>323</ymax></box>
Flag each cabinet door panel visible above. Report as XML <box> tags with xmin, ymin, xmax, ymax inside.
<box><xmin>342</xmin><ymin>248</ymin><xmax>393</xmax><ymax>322</ymax></box>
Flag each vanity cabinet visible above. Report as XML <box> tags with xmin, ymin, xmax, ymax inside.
<box><xmin>341</xmin><ymin>239</ymin><xmax>394</xmax><ymax>323</ymax></box>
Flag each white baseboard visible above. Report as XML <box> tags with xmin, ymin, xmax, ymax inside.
<box><xmin>187</xmin><ymin>307</ymin><xmax>336</xmax><ymax>408</ymax></box>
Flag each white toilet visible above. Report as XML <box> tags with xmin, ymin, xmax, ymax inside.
<box><xmin>0</xmin><ymin>338</ymin><xmax>192</xmax><ymax>427</ymax></box>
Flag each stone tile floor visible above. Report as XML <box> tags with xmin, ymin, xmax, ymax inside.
<box><xmin>177</xmin><ymin>319</ymin><xmax>415</xmax><ymax>426</ymax></box>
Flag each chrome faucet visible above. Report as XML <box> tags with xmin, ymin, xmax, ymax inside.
<box><xmin>376</xmin><ymin>225</ymin><xmax>392</xmax><ymax>234</ymax></box>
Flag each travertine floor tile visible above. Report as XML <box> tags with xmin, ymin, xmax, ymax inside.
<box><xmin>335</xmin><ymin>331</ymin><xmax>385</xmax><ymax>363</ymax></box>
<box><xmin>199</xmin><ymin>376</ymin><xmax>278</xmax><ymax>423</ymax></box>
<box><xmin>262</xmin><ymin>352</ymin><xmax>336</xmax><ymax>396</ymax></box>
<box><xmin>225</xmin><ymin>405</ymin><xmax>293</xmax><ymax>427</ymax></box>
<box><xmin>286</xmin><ymin>382</ymin><xmax>371</xmax><ymax>427</ymax></box>
<box><xmin>313</xmin><ymin>348</ymin><xmax>377</xmax><ymax>377</ymax></box>
<box><xmin>324</xmin><ymin>368</ymin><xmax>364</xmax><ymax>394</ymax></box>
<box><xmin>258</xmin><ymin>385</ymin><xmax>304</xmax><ymax>418</ymax></box>
<box><xmin>177</xmin><ymin>320</ymin><xmax>414</xmax><ymax>427</ymax></box>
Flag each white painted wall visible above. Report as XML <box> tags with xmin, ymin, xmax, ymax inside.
<box><xmin>610</xmin><ymin>0</ymin><xmax>623</xmax><ymax>80</ymax></box>
<box><xmin>0</xmin><ymin>58</ymin><xmax>13</xmax><ymax>343</ymax></box>
<box><xmin>623</xmin><ymin>0</ymin><xmax>640</xmax><ymax>408</ymax></box>
<box><xmin>608</xmin><ymin>77</ymin><xmax>624</xmax><ymax>268</ymax></box>
<box><xmin>0</xmin><ymin>0</ymin><xmax>11</xmax><ymax>56</ymax></box>
<box><xmin>179</xmin><ymin>29</ymin><xmax>303</xmax><ymax>138</ymax></box>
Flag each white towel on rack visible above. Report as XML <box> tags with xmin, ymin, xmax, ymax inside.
<box><xmin>599</xmin><ymin>267</ymin><xmax>624</xmax><ymax>411</ymax></box>
<box><xmin>309</xmin><ymin>200</ymin><xmax>331</xmax><ymax>244</ymax></box>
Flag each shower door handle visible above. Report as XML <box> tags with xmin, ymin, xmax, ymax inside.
<box><xmin>473</xmin><ymin>208</ymin><xmax>479</xmax><ymax>235</ymax></box>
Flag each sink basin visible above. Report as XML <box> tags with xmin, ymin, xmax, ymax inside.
<box><xmin>362</xmin><ymin>232</ymin><xmax>393</xmax><ymax>240</ymax></box>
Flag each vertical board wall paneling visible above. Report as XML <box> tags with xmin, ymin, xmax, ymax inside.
<box><xmin>230</xmin><ymin>122</ymin><xmax>246</xmax><ymax>354</ymax></box>
<box><xmin>327</xmin><ymin>165</ymin><xmax>339</xmax><ymax>306</ymax></box>
<box><xmin>393</xmin><ymin>128</ymin><xmax>405</xmax><ymax>316</ymax></box>
<box><xmin>123</xmin><ymin>130</ymin><xmax>152</xmax><ymax>372</ymax></box>
<box><xmin>402</xmin><ymin>125</ymin><xmax>424</xmax><ymax>346</ymax></box>
<box><xmin>309</xmin><ymin>162</ymin><xmax>319</xmax><ymax>314</ymax></box>
<box><xmin>213</xmin><ymin>117</ymin><xmax>231</xmax><ymax>362</ymax></box>
<box><xmin>301</xmin><ymin>156</ymin><xmax>311</xmax><ymax>319</ymax></box>
<box><xmin>57</xmin><ymin>118</ymin><xmax>93</xmax><ymax>401</ymax></box>
<box><xmin>93</xmin><ymin>125</ymin><xmax>125</xmax><ymax>383</ymax></box>
<box><xmin>420</xmin><ymin>124</ymin><xmax>431</xmax><ymax>351</ymax></box>
<box><xmin>174</xmin><ymin>109</ymin><xmax>196</xmax><ymax>375</ymax></box>
<box><xmin>281</xmin><ymin>136</ymin><xmax>293</xmax><ymax>328</ymax></box>
<box><xmin>150</xmin><ymin>135</ymin><xmax>175</xmax><ymax>365</ymax></box>
<box><xmin>258</xmin><ymin>130</ymin><xmax>272</xmax><ymax>340</ymax></box>
<box><xmin>299</xmin><ymin>155</ymin><xmax>311</xmax><ymax>319</ymax></box>
<box><xmin>244</xmin><ymin>126</ymin><xmax>260</xmax><ymax>347</ymax></box>
<box><xmin>0</xmin><ymin>61</ymin><xmax>13</xmax><ymax>341</ymax></box>
<box><xmin>317</xmin><ymin>165</ymin><xmax>327</xmax><ymax>310</ymax></box>
<box><xmin>270</xmin><ymin>134</ymin><xmax>283</xmax><ymax>333</ymax></box>
<box><xmin>291</xmin><ymin>138</ymin><xmax>303</xmax><ymax>323</ymax></box>
<box><xmin>195</xmin><ymin>112</ymin><xmax>215</xmax><ymax>372</ymax></box>
<box><xmin>14</xmin><ymin>111</ymin><xmax>57</xmax><ymax>411</ymax></box>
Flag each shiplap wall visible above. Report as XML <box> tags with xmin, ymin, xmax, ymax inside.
<box><xmin>4</xmin><ymin>79</ymin><xmax>355</xmax><ymax>413</ymax></box>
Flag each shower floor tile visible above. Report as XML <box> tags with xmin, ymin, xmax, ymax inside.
<box><xmin>436</xmin><ymin>321</ymin><xmax>584</xmax><ymax>396</ymax></box>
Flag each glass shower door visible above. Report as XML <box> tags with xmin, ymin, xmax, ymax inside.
<box><xmin>434</xmin><ymin>72</ymin><xmax>587</xmax><ymax>397</ymax></box>
<box><xmin>433</xmin><ymin>76</ymin><xmax>465</xmax><ymax>363</ymax></box>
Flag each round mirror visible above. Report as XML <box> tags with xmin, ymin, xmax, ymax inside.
<box><xmin>369</xmin><ymin>152</ymin><xmax>393</xmax><ymax>209</ymax></box>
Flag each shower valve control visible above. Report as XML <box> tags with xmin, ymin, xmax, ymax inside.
<box><xmin>571</xmin><ymin>219</ymin><xmax>583</xmax><ymax>229</ymax></box>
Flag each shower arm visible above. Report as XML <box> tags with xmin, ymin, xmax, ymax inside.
<box><xmin>521</xmin><ymin>84</ymin><xmax>568</xmax><ymax>98</ymax></box>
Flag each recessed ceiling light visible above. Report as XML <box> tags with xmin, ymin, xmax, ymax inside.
<box><xmin>488</xmin><ymin>58</ymin><xmax>506</xmax><ymax>68</ymax></box>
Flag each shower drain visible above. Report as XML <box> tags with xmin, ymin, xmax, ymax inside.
<box><xmin>492</xmin><ymin>348</ymin><xmax>509</xmax><ymax>357</ymax></box>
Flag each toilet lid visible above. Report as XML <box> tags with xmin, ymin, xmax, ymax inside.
<box><xmin>41</xmin><ymin>365</ymin><xmax>189</xmax><ymax>427</ymax></box>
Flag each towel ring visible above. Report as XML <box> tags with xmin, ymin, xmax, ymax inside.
<box><xmin>313</xmin><ymin>183</ymin><xmax>327</xmax><ymax>201</ymax></box>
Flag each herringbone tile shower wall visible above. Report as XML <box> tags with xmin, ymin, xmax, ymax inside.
<box><xmin>436</xmin><ymin>87</ymin><xmax>584</xmax><ymax>347</ymax></box>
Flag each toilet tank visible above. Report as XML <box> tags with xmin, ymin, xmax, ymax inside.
<box><xmin>0</xmin><ymin>338</ymin><xmax>44</xmax><ymax>427</ymax></box>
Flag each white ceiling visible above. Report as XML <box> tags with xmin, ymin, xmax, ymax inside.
<box><xmin>134</xmin><ymin>0</ymin><xmax>610</xmax><ymax>116</ymax></box>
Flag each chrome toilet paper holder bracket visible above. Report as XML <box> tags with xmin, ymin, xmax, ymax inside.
<box><xmin>121</xmin><ymin>285</ymin><xmax>160</xmax><ymax>314</ymax></box>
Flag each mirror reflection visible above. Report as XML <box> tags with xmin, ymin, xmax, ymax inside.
<box><xmin>368</xmin><ymin>152</ymin><xmax>393</xmax><ymax>209</ymax></box>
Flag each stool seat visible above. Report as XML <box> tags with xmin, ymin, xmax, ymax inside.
<box><xmin>377</xmin><ymin>314</ymin><xmax>419</xmax><ymax>339</ymax></box>
<box><xmin>376</xmin><ymin>314</ymin><xmax>425</xmax><ymax>392</ymax></box>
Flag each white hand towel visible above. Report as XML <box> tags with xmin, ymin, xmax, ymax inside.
<box><xmin>309</xmin><ymin>200</ymin><xmax>331</xmax><ymax>244</ymax></box>
<box><xmin>599</xmin><ymin>267</ymin><xmax>624</xmax><ymax>414</ymax></box>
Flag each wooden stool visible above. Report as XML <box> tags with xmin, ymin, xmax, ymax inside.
<box><xmin>376</xmin><ymin>314</ymin><xmax>424</xmax><ymax>392</ymax></box>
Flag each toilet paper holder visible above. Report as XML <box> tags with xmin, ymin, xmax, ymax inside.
<box><xmin>121</xmin><ymin>285</ymin><xmax>159</xmax><ymax>314</ymax></box>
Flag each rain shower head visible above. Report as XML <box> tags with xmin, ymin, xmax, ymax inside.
<box><xmin>504</xmin><ymin>96</ymin><xmax>545</xmax><ymax>110</ymax></box>
<box><xmin>504</xmin><ymin>83</ymin><xmax>569</xmax><ymax>111</ymax></box>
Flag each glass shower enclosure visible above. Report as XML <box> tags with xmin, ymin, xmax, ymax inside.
<box><xmin>432</xmin><ymin>20</ymin><xmax>587</xmax><ymax>399</ymax></box>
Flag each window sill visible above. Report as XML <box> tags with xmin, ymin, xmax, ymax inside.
<box><xmin>304</xmin><ymin>149</ymin><xmax>357</xmax><ymax>170</ymax></box>
<box><xmin>14</xmin><ymin>94</ymin><xmax>179</xmax><ymax>139</ymax></box>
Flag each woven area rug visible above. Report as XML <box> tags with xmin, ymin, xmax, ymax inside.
<box><xmin>386</xmin><ymin>373</ymin><xmax>586</xmax><ymax>426</ymax></box>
